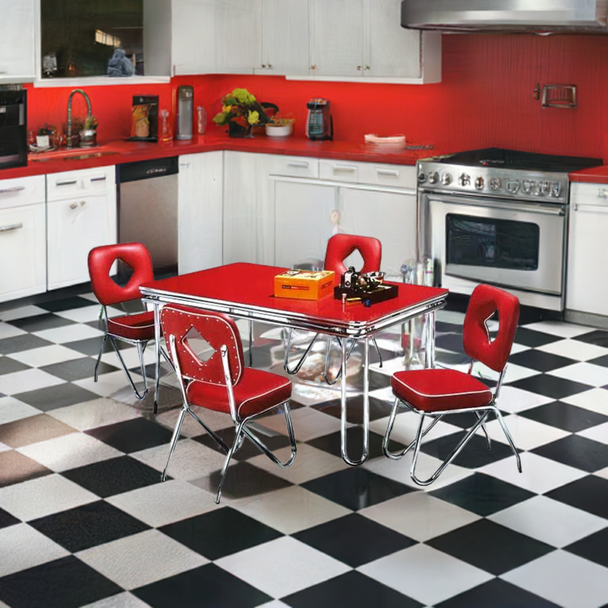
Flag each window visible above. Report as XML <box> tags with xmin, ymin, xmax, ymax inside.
<box><xmin>40</xmin><ymin>0</ymin><xmax>143</xmax><ymax>79</ymax></box>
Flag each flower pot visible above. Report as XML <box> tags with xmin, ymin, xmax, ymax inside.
<box><xmin>79</xmin><ymin>129</ymin><xmax>97</xmax><ymax>147</ymax></box>
<box><xmin>228</xmin><ymin>122</ymin><xmax>253</xmax><ymax>138</ymax></box>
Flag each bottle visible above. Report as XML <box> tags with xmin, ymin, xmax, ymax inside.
<box><xmin>197</xmin><ymin>106</ymin><xmax>207</xmax><ymax>136</ymax></box>
<box><xmin>159</xmin><ymin>109</ymin><xmax>172</xmax><ymax>144</ymax></box>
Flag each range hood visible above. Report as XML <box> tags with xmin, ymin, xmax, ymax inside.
<box><xmin>401</xmin><ymin>0</ymin><xmax>608</xmax><ymax>33</ymax></box>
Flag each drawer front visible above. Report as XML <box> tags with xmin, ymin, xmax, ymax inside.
<box><xmin>0</xmin><ymin>175</ymin><xmax>46</xmax><ymax>209</ymax></box>
<box><xmin>319</xmin><ymin>159</ymin><xmax>360</xmax><ymax>183</ymax></box>
<box><xmin>571</xmin><ymin>181</ymin><xmax>608</xmax><ymax>204</ymax></box>
<box><xmin>358</xmin><ymin>162</ymin><xmax>416</xmax><ymax>190</ymax></box>
<box><xmin>47</xmin><ymin>166</ymin><xmax>116</xmax><ymax>201</ymax></box>
<box><xmin>271</xmin><ymin>156</ymin><xmax>319</xmax><ymax>178</ymax></box>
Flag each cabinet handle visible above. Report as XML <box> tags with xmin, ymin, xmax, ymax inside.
<box><xmin>0</xmin><ymin>186</ymin><xmax>25</xmax><ymax>195</ymax></box>
<box><xmin>376</xmin><ymin>169</ymin><xmax>400</xmax><ymax>177</ymax></box>
<box><xmin>357</xmin><ymin>65</ymin><xmax>362</xmax><ymax>71</ymax></box>
<box><xmin>70</xmin><ymin>202</ymin><xmax>78</xmax><ymax>209</ymax></box>
<box><xmin>310</xmin><ymin>64</ymin><xmax>317</xmax><ymax>70</ymax></box>
<box><xmin>597</xmin><ymin>188</ymin><xmax>608</xmax><ymax>199</ymax></box>
<box><xmin>287</xmin><ymin>161</ymin><xmax>309</xmax><ymax>168</ymax></box>
<box><xmin>0</xmin><ymin>222</ymin><xmax>23</xmax><ymax>233</ymax></box>
<box><xmin>90</xmin><ymin>176</ymin><xmax>107</xmax><ymax>182</ymax></box>
<box><xmin>56</xmin><ymin>180</ymin><xmax>77</xmax><ymax>187</ymax></box>
<box><xmin>332</xmin><ymin>164</ymin><xmax>357</xmax><ymax>172</ymax></box>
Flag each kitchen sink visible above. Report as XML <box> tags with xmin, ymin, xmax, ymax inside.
<box><xmin>29</xmin><ymin>148</ymin><xmax>121</xmax><ymax>162</ymax></box>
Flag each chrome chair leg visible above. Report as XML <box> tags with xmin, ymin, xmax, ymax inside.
<box><xmin>493</xmin><ymin>407</ymin><xmax>522</xmax><ymax>472</ymax></box>
<box><xmin>216</xmin><ymin>420</ymin><xmax>246</xmax><ymax>504</ymax></box>
<box><xmin>162</xmin><ymin>406</ymin><xmax>188</xmax><ymax>481</ymax></box>
<box><xmin>475</xmin><ymin>411</ymin><xmax>492</xmax><ymax>450</ymax></box>
<box><xmin>94</xmin><ymin>334</ymin><xmax>107</xmax><ymax>382</ymax></box>
<box><xmin>110</xmin><ymin>336</ymin><xmax>148</xmax><ymax>400</ymax></box>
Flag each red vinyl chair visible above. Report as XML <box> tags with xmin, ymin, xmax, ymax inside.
<box><xmin>88</xmin><ymin>242</ymin><xmax>167</xmax><ymax>400</ymax></box>
<box><xmin>283</xmin><ymin>233</ymin><xmax>383</xmax><ymax>381</ymax></box>
<box><xmin>383</xmin><ymin>284</ymin><xmax>522</xmax><ymax>486</ymax></box>
<box><xmin>160</xmin><ymin>305</ymin><xmax>297</xmax><ymax>503</ymax></box>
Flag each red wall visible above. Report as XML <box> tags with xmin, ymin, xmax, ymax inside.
<box><xmin>26</xmin><ymin>33</ymin><xmax>608</xmax><ymax>159</ymax></box>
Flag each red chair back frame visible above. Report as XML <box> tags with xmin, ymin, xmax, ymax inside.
<box><xmin>160</xmin><ymin>305</ymin><xmax>244</xmax><ymax>386</ymax></box>
<box><xmin>324</xmin><ymin>234</ymin><xmax>382</xmax><ymax>276</ymax></box>
<box><xmin>463</xmin><ymin>284</ymin><xmax>520</xmax><ymax>373</ymax></box>
<box><xmin>88</xmin><ymin>242</ymin><xmax>154</xmax><ymax>306</ymax></box>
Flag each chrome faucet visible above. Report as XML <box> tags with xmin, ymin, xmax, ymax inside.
<box><xmin>66</xmin><ymin>89</ymin><xmax>92</xmax><ymax>149</ymax></box>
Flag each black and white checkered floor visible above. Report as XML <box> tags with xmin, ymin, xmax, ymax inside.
<box><xmin>1</xmin><ymin>290</ymin><xmax>608</xmax><ymax>608</ymax></box>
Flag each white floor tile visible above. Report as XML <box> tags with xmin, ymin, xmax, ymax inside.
<box><xmin>77</xmin><ymin>529</ymin><xmax>208</xmax><ymax>590</ymax></box>
<box><xmin>480</xmin><ymin>452</ymin><xmax>586</xmax><ymax>494</ymax></box>
<box><xmin>501</xmin><ymin>550</ymin><xmax>608</xmax><ymax>608</ymax></box>
<box><xmin>493</xmin><ymin>385</ymin><xmax>554</xmax><ymax>414</ymax></box>
<box><xmin>0</xmin><ymin>523</ymin><xmax>69</xmax><ymax>577</ymax></box>
<box><xmin>216</xmin><ymin>536</ymin><xmax>350</xmax><ymax>599</ymax></box>
<box><xmin>595</xmin><ymin>467</ymin><xmax>608</xmax><ymax>481</ymax></box>
<box><xmin>489</xmin><ymin>495</ymin><xmax>608</xmax><ymax>548</ymax></box>
<box><xmin>547</xmin><ymin>362</ymin><xmax>608</xmax><ymax>387</ymax></box>
<box><xmin>74</xmin><ymin>370</ymin><xmax>141</xmax><ymax>398</ymax></box>
<box><xmin>247</xmin><ymin>442</ymin><xmax>347</xmax><ymax>485</ymax></box>
<box><xmin>0</xmin><ymin>396</ymin><xmax>40</xmax><ymax>425</ymax></box>
<box><xmin>502</xmin><ymin>363</ymin><xmax>541</xmax><ymax>384</ymax></box>
<box><xmin>10</xmin><ymin>344</ymin><xmax>87</xmax><ymax>367</ymax></box>
<box><xmin>537</xmin><ymin>339</ymin><xmax>608</xmax><ymax>362</ymax></box>
<box><xmin>81</xmin><ymin>592</ymin><xmax>151</xmax><ymax>608</ymax></box>
<box><xmin>562</xmin><ymin>388</ymin><xmax>608</xmax><ymax>415</ymax></box>
<box><xmin>359</xmin><ymin>544</ymin><xmax>493</xmax><ymax>606</ymax></box>
<box><xmin>369</xmin><ymin>411</ymin><xmax>461</xmax><ymax>447</ymax></box>
<box><xmin>154</xmin><ymin>405</ymin><xmax>232</xmax><ymax>438</ymax></box>
<box><xmin>0</xmin><ymin>368</ymin><xmax>65</xmax><ymax>396</ymax></box>
<box><xmin>17</xmin><ymin>432</ymin><xmax>122</xmax><ymax>472</ymax></box>
<box><xmin>360</xmin><ymin>492</ymin><xmax>480</xmax><ymax>542</ymax></box>
<box><xmin>0</xmin><ymin>474</ymin><xmax>98</xmax><ymax>521</ymax></box>
<box><xmin>259</xmin><ymin>406</ymin><xmax>344</xmax><ymax>442</ymax></box>
<box><xmin>0</xmin><ymin>323</ymin><xmax>26</xmax><ymax>339</ymax></box>
<box><xmin>48</xmin><ymin>398</ymin><xmax>141</xmax><ymax>431</ymax></box>
<box><xmin>33</xmin><ymin>324</ymin><xmax>104</xmax><ymax>344</ymax></box>
<box><xmin>232</xmin><ymin>485</ymin><xmax>351</xmax><ymax>535</ymax></box>
<box><xmin>106</xmin><ymin>479</ymin><xmax>219</xmax><ymax>528</ymax></box>
<box><xmin>255</xmin><ymin>602</ymin><xmax>290</xmax><ymax>608</ymax></box>
<box><xmin>0</xmin><ymin>305</ymin><xmax>47</xmax><ymax>322</ymax></box>
<box><xmin>579</xmin><ymin>421</ymin><xmax>608</xmax><ymax>445</ymax></box>
<box><xmin>481</xmin><ymin>415</ymin><xmax>569</xmax><ymax>451</ymax></box>
<box><xmin>523</xmin><ymin>321</ymin><xmax>593</xmax><ymax>338</ymax></box>
<box><xmin>55</xmin><ymin>305</ymin><xmax>105</xmax><ymax>324</ymax></box>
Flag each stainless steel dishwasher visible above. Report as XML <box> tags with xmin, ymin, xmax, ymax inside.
<box><xmin>117</xmin><ymin>156</ymin><xmax>178</xmax><ymax>280</ymax></box>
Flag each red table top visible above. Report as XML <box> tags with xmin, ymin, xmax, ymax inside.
<box><xmin>140</xmin><ymin>263</ymin><xmax>448</xmax><ymax>336</ymax></box>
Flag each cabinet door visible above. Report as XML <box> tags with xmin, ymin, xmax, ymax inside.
<box><xmin>311</xmin><ymin>0</ymin><xmax>364</xmax><ymax>77</ymax></box>
<box><xmin>339</xmin><ymin>187</ymin><xmax>417</xmax><ymax>280</ymax></box>
<box><xmin>171</xmin><ymin>0</ymin><xmax>217</xmax><ymax>75</ymax></box>
<box><xmin>0</xmin><ymin>0</ymin><xmax>35</xmax><ymax>80</ymax></box>
<box><xmin>274</xmin><ymin>180</ymin><xmax>339</xmax><ymax>269</ymax></box>
<box><xmin>215</xmin><ymin>0</ymin><xmax>262</xmax><ymax>74</ymax></box>
<box><xmin>256</xmin><ymin>0</ymin><xmax>310</xmax><ymax>76</ymax></box>
<box><xmin>47</xmin><ymin>195</ymin><xmax>116</xmax><ymax>290</ymax></box>
<box><xmin>178</xmin><ymin>152</ymin><xmax>223</xmax><ymax>274</ymax></box>
<box><xmin>0</xmin><ymin>203</ymin><xmax>45</xmax><ymax>302</ymax></box>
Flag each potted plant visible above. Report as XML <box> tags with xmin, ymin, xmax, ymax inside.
<box><xmin>212</xmin><ymin>88</ymin><xmax>271</xmax><ymax>138</ymax></box>
<box><xmin>80</xmin><ymin>115</ymin><xmax>98</xmax><ymax>147</ymax></box>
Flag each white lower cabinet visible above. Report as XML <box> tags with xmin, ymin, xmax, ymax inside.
<box><xmin>46</xmin><ymin>166</ymin><xmax>116</xmax><ymax>291</ymax></box>
<box><xmin>0</xmin><ymin>176</ymin><xmax>46</xmax><ymax>302</ymax></box>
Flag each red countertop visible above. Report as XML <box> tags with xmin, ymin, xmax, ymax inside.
<box><xmin>1</xmin><ymin>134</ymin><xmax>432</xmax><ymax>180</ymax></box>
<box><xmin>569</xmin><ymin>165</ymin><xmax>608</xmax><ymax>185</ymax></box>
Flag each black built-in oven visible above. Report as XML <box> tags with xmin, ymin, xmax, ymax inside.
<box><xmin>0</xmin><ymin>86</ymin><xmax>27</xmax><ymax>170</ymax></box>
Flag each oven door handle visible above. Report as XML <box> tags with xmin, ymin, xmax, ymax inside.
<box><xmin>440</xmin><ymin>197</ymin><xmax>565</xmax><ymax>216</ymax></box>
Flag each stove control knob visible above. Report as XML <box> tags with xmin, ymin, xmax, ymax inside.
<box><xmin>522</xmin><ymin>180</ymin><xmax>533</xmax><ymax>194</ymax></box>
<box><xmin>418</xmin><ymin>172</ymin><xmax>427</xmax><ymax>184</ymax></box>
<box><xmin>441</xmin><ymin>172</ymin><xmax>453</xmax><ymax>186</ymax></box>
<box><xmin>551</xmin><ymin>181</ymin><xmax>562</xmax><ymax>197</ymax></box>
<box><xmin>475</xmin><ymin>176</ymin><xmax>485</xmax><ymax>190</ymax></box>
<box><xmin>539</xmin><ymin>181</ymin><xmax>550</xmax><ymax>196</ymax></box>
<box><xmin>458</xmin><ymin>172</ymin><xmax>471</xmax><ymax>187</ymax></box>
<box><xmin>428</xmin><ymin>171</ymin><xmax>439</xmax><ymax>184</ymax></box>
<box><xmin>506</xmin><ymin>180</ymin><xmax>520</xmax><ymax>195</ymax></box>
<box><xmin>489</xmin><ymin>177</ymin><xmax>501</xmax><ymax>191</ymax></box>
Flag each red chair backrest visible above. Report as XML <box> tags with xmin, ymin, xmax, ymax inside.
<box><xmin>88</xmin><ymin>242</ymin><xmax>154</xmax><ymax>307</ymax></box>
<box><xmin>324</xmin><ymin>234</ymin><xmax>382</xmax><ymax>276</ymax></box>
<box><xmin>160</xmin><ymin>305</ymin><xmax>244</xmax><ymax>386</ymax></box>
<box><xmin>463</xmin><ymin>284</ymin><xmax>520</xmax><ymax>373</ymax></box>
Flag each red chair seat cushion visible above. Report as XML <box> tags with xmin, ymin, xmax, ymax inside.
<box><xmin>108</xmin><ymin>311</ymin><xmax>156</xmax><ymax>341</ymax></box>
<box><xmin>391</xmin><ymin>368</ymin><xmax>492</xmax><ymax>412</ymax></box>
<box><xmin>187</xmin><ymin>368</ymin><xmax>292</xmax><ymax>419</ymax></box>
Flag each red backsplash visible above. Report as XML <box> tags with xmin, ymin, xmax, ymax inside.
<box><xmin>27</xmin><ymin>33</ymin><xmax>608</xmax><ymax>160</ymax></box>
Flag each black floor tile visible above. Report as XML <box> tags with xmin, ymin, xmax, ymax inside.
<box><xmin>159</xmin><ymin>507</ymin><xmax>282</xmax><ymax>560</ymax></box>
<box><xmin>62</xmin><ymin>336</ymin><xmax>132</xmax><ymax>357</ymax></box>
<box><xmin>85</xmin><ymin>417</ymin><xmax>174</xmax><ymax>453</ymax></box>
<box><xmin>10</xmin><ymin>313</ymin><xmax>75</xmax><ymax>332</ymax></box>
<box><xmin>368</xmin><ymin>370</ymin><xmax>392</xmax><ymax>391</ymax></box>
<box><xmin>61</xmin><ymin>456</ymin><xmax>164</xmax><ymax>498</ymax></box>
<box><xmin>133</xmin><ymin>563</ymin><xmax>271</xmax><ymax>608</ymax></box>
<box><xmin>434</xmin><ymin>578</ymin><xmax>562</xmax><ymax>608</ymax></box>
<box><xmin>302</xmin><ymin>467</ymin><xmax>413</xmax><ymax>511</ymax></box>
<box><xmin>545</xmin><ymin>476</ymin><xmax>608</xmax><ymax>519</ymax></box>
<box><xmin>513</xmin><ymin>328</ymin><xmax>562</xmax><ymax>348</ymax></box>
<box><xmin>508</xmin><ymin>374</ymin><xmax>591</xmax><ymax>400</ymax></box>
<box><xmin>427</xmin><ymin>519</ymin><xmax>554</xmax><ymax>575</ymax></box>
<box><xmin>565</xmin><ymin>527</ymin><xmax>608</xmax><ymax>568</ymax></box>
<box><xmin>37</xmin><ymin>296</ymin><xmax>97</xmax><ymax>312</ymax></box>
<box><xmin>429</xmin><ymin>473</ymin><xmax>536</xmax><ymax>516</ymax></box>
<box><xmin>39</xmin><ymin>358</ymin><xmax>118</xmax><ymax>381</ymax></box>
<box><xmin>29</xmin><ymin>500</ymin><xmax>150</xmax><ymax>552</ymax></box>
<box><xmin>293</xmin><ymin>513</ymin><xmax>416</xmax><ymax>567</ymax></box>
<box><xmin>208</xmin><ymin>461</ymin><xmax>292</xmax><ymax>500</ymax></box>
<box><xmin>421</xmin><ymin>429</ymin><xmax>520</xmax><ymax>469</ymax></box>
<box><xmin>0</xmin><ymin>334</ymin><xmax>54</xmax><ymax>355</ymax></box>
<box><xmin>0</xmin><ymin>506</ymin><xmax>20</xmax><ymax>528</ymax></box>
<box><xmin>282</xmin><ymin>570</ymin><xmax>423</xmax><ymax>608</ymax></box>
<box><xmin>573</xmin><ymin>329</ymin><xmax>608</xmax><ymax>348</ymax></box>
<box><xmin>0</xmin><ymin>357</ymin><xmax>30</xmax><ymax>375</ymax></box>
<box><xmin>0</xmin><ymin>555</ymin><xmax>122</xmax><ymax>608</ymax></box>
<box><xmin>519</xmin><ymin>401</ymin><xmax>608</xmax><ymax>432</ymax></box>
<box><xmin>507</xmin><ymin>349</ymin><xmax>576</xmax><ymax>372</ymax></box>
<box><xmin>311</xmin><ymin>395</ymin><xmax>393</xmax><ymax>424</ymax></box>
<box><xmin>531</xmin><ymin>435</ymin><xmax>608</xmax><ymax>472</ymax></box>
<box><xmin>588</xmin><ymin>353</ymin><xmax>608</xmax><ymax>368</ymax></box>
<box><xmin>15</xmin><ymin>383</ymin><xmax>99</xmax><ymax>411</ymax></box>
<box><xmin>435</xmin><ymin>333</ymin><xmax>466</xmax><ymax>354</ymax></box>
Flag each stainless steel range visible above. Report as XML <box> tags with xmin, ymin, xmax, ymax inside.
<box><xmin>417</xmin><ymin>148</ymin><xmax>603</xmax><ymax>310</ymax></box>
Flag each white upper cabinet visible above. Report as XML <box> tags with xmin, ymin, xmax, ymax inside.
<box><xmin>0</xmin><ymin>0</ymin><xmax>36</xmax><ymax>82</ymax></box>
<box><xmin>216</xmin><ymin>0</ymin><xmax>262</xmax><ymax>73</ymax></box>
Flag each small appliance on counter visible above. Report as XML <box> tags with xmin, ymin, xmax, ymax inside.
<box><xmin>128</xmin><ymin>95</ymin><xmax>158</xmax><ymax>142</ymax></box>
<box><xmin>0</xmin><ymin>85</ymin><xmax>27</xmax><ymax>169</ymax></box>
<box><xmin>306</xmin><ymin>98</ymin><xmax>333</xmax><ymax>141</ymax></box>
<box><xmin>175</xmin><ymin>85</ymin><xmax>194</xmax><ymax>140</ymax></box>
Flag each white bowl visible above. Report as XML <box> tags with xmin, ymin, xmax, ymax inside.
<box><xmin>266</xmin><ymin>123</ymin><xmax>293</xmax><ymax>138</ymax></box>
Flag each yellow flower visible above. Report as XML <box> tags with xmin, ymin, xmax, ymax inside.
<box><xmin>247</xmin><ymin>110</ymin><xmax>260</xmax><ymax>125</ymax></box>
<box><xmin>221</xmin><ymin>105</ymin><xmax>231</xmax><ymax>114</ymax></box>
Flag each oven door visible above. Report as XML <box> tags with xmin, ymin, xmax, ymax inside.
<box><xmin>427</xmin><ymin>193</ymin><xmax>566</xmax><ymax>298</ymax></box>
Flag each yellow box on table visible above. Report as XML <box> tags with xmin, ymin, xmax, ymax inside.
<box><xmin>274</xmin><ymin>270</ymin><xmax>335</xmax><ymax>300</ymax></box>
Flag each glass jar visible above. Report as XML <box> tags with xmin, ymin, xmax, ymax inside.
<box><xmin>159</xmin><ymin>109</ymin><xmax>172</xmax><ymax>144</ymax></box>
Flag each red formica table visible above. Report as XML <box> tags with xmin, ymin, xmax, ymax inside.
<box><xmin>140</xmin><ymin>262</ymin><xmax>448</xmax><ymax>465</ymax></box>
